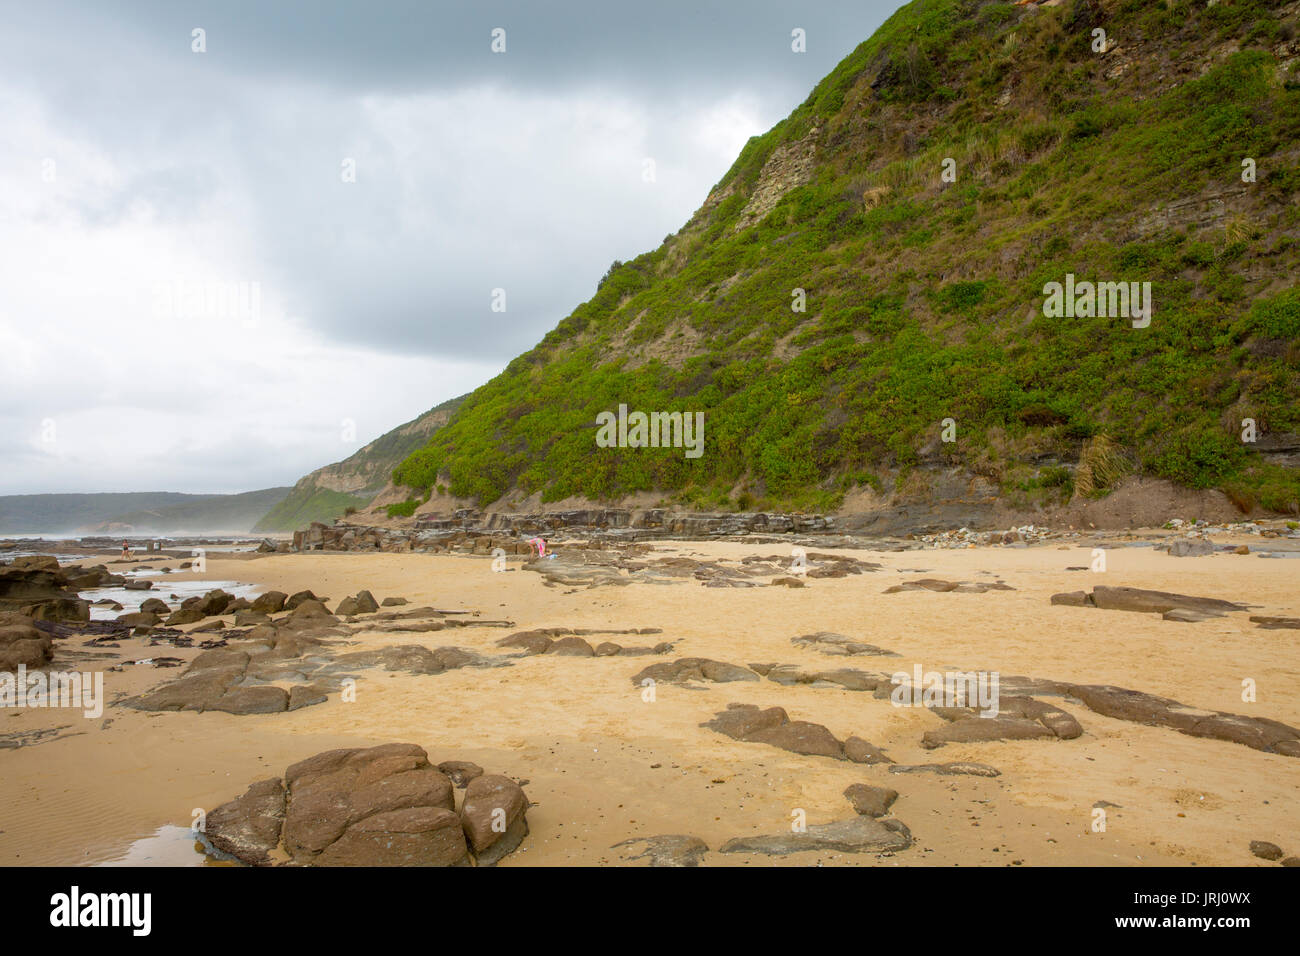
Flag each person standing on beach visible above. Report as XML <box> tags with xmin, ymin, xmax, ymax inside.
<box><xmin>121</xmin><ymin>540</ymin><xmax>130</xmax><ymax>559</ymax></box>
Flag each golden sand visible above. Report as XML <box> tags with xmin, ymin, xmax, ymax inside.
<box><xmin>2</xmin><ymin>537</ymin><xmax>1296</xmax><ymax>867</ymax></box>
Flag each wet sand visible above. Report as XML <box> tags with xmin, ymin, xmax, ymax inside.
<box><xmin>2</xmin><ymin>536</ymin><xmax>1297</xmax><ymax>867</ymax></box>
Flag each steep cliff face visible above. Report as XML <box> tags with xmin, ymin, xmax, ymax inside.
<box><xmin>254</xmin><ymin>395</ymin><xmax>466</xmax><ymax>531</ymax></box>
<box><xmin>391</xmin><ymin>0</ymin><xmax>1299</xmax><ymax>519</ymax></box>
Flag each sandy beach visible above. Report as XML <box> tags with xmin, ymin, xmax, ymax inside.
<box><xmin>2</xmin><ymin>532</ymin><xmax>1297</xmax><ymax>867</ymax></box>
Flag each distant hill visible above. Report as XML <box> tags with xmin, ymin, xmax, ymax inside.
<box><xmin>390</xmin><ymin>0</ymin><xmax>1300</xmax><ymax>517</ymax></box>
<box><xmin>0</xmin><ymin>488</ymin><xmax>291</xmax><ymax>535</ymax></box>
<box><xmin>253</xmin><ymin>395</ymin><xmax>467</xmax><ymax>532</ymax></box>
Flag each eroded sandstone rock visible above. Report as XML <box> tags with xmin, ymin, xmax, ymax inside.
<box><xmin>613</xmin><ymin>834</ymin><xmax>709</xmax><ymax>867</ymax></box>
<box><xmin>632</xmin><ymin>658</ymin><xmax>758</xmax><ymax>686</ymax></box>
<box><xmin>282</xmin><ymin>743</ymin><xmax>462</xmax><ymax>866</ymax></box>
<box><xmin>922</xmin><ymin>696</ymin><xmax>1083</xmax><ymax>749</ymax></box>
<box><xmin>791</xmin><ymin>632</ymin><xmax>897</xmax><ymax>657</ymax></box>
<box><xmin>720</xmin><ymin>816</ymin><xmax>911</xmax><ymax>856</ymax></box>
<box><xmin>1051</xmin><ymin>586</ymin><xmax>1248</xmax><ymax>618</ymax></box>
<box><xmin>460</xmin><ymin>774</ymin><xmax>529</xmax><ymax>866</ymax></box>
<box><xmin>0</xmin><ymin>557</ymin><xmax>89</xmax><ymax>622</ymax></box>
<box><xmin>701</xmin><ymin>703</ymin><xmax>848</xmax><ymax>759</ymax></box>
<box><xmin>204</xmin><ymin>777</ymin><xmax>285</xmax><ymax>865</ymax></box>
<box><xmin>843</xmin><ymin>784</ymin><xmax>898</xmax><ymax>817</ymax></box>
<box><xmin>0</xmin><ymin>613</ymin><xmax>53</xmax><ymax>671</ymax></box>
<box><xmin>890</xmin><ymin>762</ymin><xmax>1001</xmax><ymax>777</ymax></box>
<box><xmin>884</xmin><ymin>578</ymin><xmax>1014</xmax><ymax>594</ymax></box>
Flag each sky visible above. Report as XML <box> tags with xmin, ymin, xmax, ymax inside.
<box><xmin>0</xmin><ymin>0</ymin><xmax>903</xmax><ymax>495</ymax></box>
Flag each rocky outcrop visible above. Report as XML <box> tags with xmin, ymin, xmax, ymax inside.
<box><xmin>719</xmin><ymin>816</ymin><xmax>911</xmax><ymax>856</ymax></box>
<box><xmin>921</xmin><ymin>696</ymin><xmax>1083</xmax><ymax>749</ymax></box>
<box><xmin>1250</xmin><ymin>616</ymin><xmax>1300</xmax><ymax>630</ymax></box>
<box><xmin>790</xmin><ymin>632</ymin><xmax>898</xmax><ymax>657</ymax></box>
<box><xmin>700</xmin><ymin>702</ymin><xmax>886</xmax><ymax>762</ymax></box>
<box><xmin>733</xmin><ymin>127</ymin><xmax>818</xmax><ymax>231</ymax></box>
<box><xmin>204</xmin><ymin>744</ymin><xmax>530</xmax><ymax>867</ymax></box>
<box><xmin>498</xmin><ymin>627</ymin><xmax>671</xmax><ymax>658</ymax></box>
<box><xmin>1168</xmin><ymin>538</ymin><xmax>1215</xmax><ymax>557</ymax></box>
<box><xmin>292</xmin><ymin>509</ymin><xmax>836</xmax><ymax>554</ymax></box>
<box><xmin>1050</xmin><ymin>585</ymin><xmax>1249</xmax><ymax>618</ymax></box>
<box><xmin>334</xmin><ymin>590</ymin><xmax>380</xmax><ymax>616</ymax></box>
<box><xmin>438</xmin><ymin>761</ymin><xmax>484</xmax><ymax>788</ymax></box>
<box><xmin>251</xmin><ymin>591</ymin><xmax>287</xmax><ymax>614</ymax></box>
<box><xmin>459</xmin><ymin>774</ymin><xmax>529</xmax><ymax>866</ymax></box>
<box><xmin>884</xmin><ymin>578</ymin><xmax>1015</xmax><ymax>594</ymax></box>
<box><xmin>63</xmin><ymin>565</ymin><xmax>127</xmax><ymax>590</ymax></box>
<box><xmin>631</xmin><ymin>659</ymin><xmax>758</xmax><ymax>686</ymax></box>
<box><xmin>890</xmin><ymin>762</ymin><xmax>1002</xmax><ymax>777</ymax></box>
<box><xmin>284</xmin><ymin>590</ymin><xmax>326</xmax><ymax>611</ymax></box>
<box><xmin>612</xmin><ymin>834</ymin><xmax>710</xmax><ymax>867</ymax></box>
<box><xmin>205</xmin><ymin>777</ymin><xmax>286</xmax><ymax>865</ymax></box>
<box><xmin>1063</xmin><ymin>684</ymin><xmax>1300</xmax><ymax>757</ymax></box>
<box><xmin>126</xmin><ymin>608</ymin><xmax>501</xmax><ymax>715</ymax></box>
<box><xmin>0</xmin><ymin>556</ymin><xmax>89</xmax><ymax>622</ymax></box>
<box><xmin>1250</xmin><ymin>840</ymin><xmax>1283</xmax><ymax>861</ymax></box>
<box><xmin>0</xmin><ymin>611</ymin><xmax>54</xmax><ymax>671</ymax></box>
<box><xmin>750</xmin><ymin>662</ymin><xmax>894</xmax><ymax>694</ymax></box>
<box><xmin>843</xmin><ymin>784</ymin><xmax>899</xmax><ymax>817</ymax></box>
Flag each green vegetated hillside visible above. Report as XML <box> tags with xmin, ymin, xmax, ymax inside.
<box><xmin>0</xmin><ymin>489</ymin><xmax>291</xmax><ymax>535</ymax></box>
<box><xmin>394</xmin><ymin>0</ymin><xmax>1300</xmax><ymax>515</ymax></box>
<box><xmin>255</xmin><ymin>395</ymin><xmax>467</xmax><ymax>531</ymax></box>
<box><xmin>95</xmin><ymin>487</ymin><xmax>292</xmax><ymax>534</ymax></box>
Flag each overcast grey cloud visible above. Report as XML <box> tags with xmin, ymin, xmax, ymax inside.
<box><xmin>0</xmin><ymin>0</ymin><xmax>902</xmax><ymax>495</ymax></box>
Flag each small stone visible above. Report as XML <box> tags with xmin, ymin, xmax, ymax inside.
<box><xmin>843</xmin><ymin>783</ymin><xmax>898</xmax><ymax>817</ymax></box>
<box><xmin>1250</xmin><ymin>840</ymin><xmax>1284</xmax><ymax>861</ymax></box>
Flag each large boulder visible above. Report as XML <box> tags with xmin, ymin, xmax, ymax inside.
<box><xmin>843</xmin><ymin>784</ymin><xmax>899</xmax><ymax>817</ymax></box>
<box><xmin>316</xmin><ymin>807</ymin><xmax>467</xmax><ymax>866</ymax></box>
<box><xmin>284</xmin><ymin>590</ymin><xmax>325</xmax><ymax>611</ymax></box>
<box><xmin>288</xmin><ymin>599</ymin><xmax>334</xmax><ymax>620</ymax></box>
<box><xmin>1090</xmin><ymin>586</ymin><xmax>1246</xmax><ymax>617</ymax></box>
<box><xmin>0</xmin><ymin>557</ymin><xmax>88</xmax><ymax>622</ymax></box>
<box><xmin>460</xmin><ymin>774</ymin><xmax>529</xmax><ymax>866</ymax></box>
<box><xmin>251</xmin><ymin>591</ymin><xmax>288</xmax><ymax>614</ymax></box>
<box><xmin>283</xmin><ymin>744</ymin><xmax>465</xmax><ymax>866</ymax></box>
<box><xmin>9</xmin><ymin>556</ymin><xmax>60</xmax><ymax>573</ymax></box>
<box><xmin>333</xmin><ymin>590</ymin><xmax>380</xmax><ymax>616</ymax></box>
<box><xmin>205</xmin><ymin>778</ymin><xmax>286</xmax><ymax>865</ymax></box>
<box><xmin>205</xmin><ymin>745</ymin><xmax>529</xmax><ymax>867</ymax></box>
<box><xmin>547</xmin><ymin>636</ymin><xmax>595</xmax><ymax>657</ymax></box>
<box><xmin>352</xmin><ymin>590</ymin><xmax>380</xmax><ymax>613</ymax></box>
<box><xmin>1168</xmin><ymin>538</ymin><xmax>1214</xmax><ymax>557</ymax></box>
<box><xmin>194</xmin><ymin>589</ymin><xmax>234</xmax><ymax>616</ymax></box>
<box><xmin>164</xmin><ymin>607</ymin><xmax>206</xmax><ymax>626</ymax></box>
<box><xmin>0</xmin><ymin>613</ymin><xmax>54</xmax><ymax>671</ymax></box>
